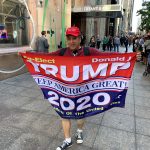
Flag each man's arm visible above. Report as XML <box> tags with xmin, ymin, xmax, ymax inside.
<box><xmin>47</xmin><ymin>49</ymin><xmax>61</xmax><ymax>56</ymax></box>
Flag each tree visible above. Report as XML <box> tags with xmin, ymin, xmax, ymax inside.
<box><xmin>137</xmin><ymin>2</ymin><xmax>150</xmax><ymax>32</ymax></box>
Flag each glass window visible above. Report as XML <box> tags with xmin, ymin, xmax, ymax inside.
<box><xmin>0</xmin><ymin>1</ymin><xmax>29</xmax><ymax>46</ymax></box>
<box><xmin>96</xmin><ymin>0</ymin><xmax>102</xmax><ymax>5</ymax></box>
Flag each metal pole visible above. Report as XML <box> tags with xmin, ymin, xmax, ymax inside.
<box><xmin>54</xmin><ymin>17</ymin><xmax>57</xmax><ymax>50</ymax></box>
<box><xmin>49</xmin><ymin>14</ymin><xmax>52</xmax><ymax>52</ymax></box>
<box><xmin>42</xmin><ymin>0</ymin><xmax>49</xmax><ymax>31</ymax></box>
<box><xmin>61</xmin><ymin>0</ymin><xmax>66</xmax><ymax>48</ymax></box>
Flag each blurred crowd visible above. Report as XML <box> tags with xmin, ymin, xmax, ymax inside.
<box><xmin>85</xmin><ymin>33</ymin><xmax>150</xmax><ymax>65</ymax></box>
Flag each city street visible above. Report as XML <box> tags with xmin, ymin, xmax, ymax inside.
<box><xmin>0</xmin><ymin>48</ymin><xmax>150</xmax><ymax>150</ymax></box>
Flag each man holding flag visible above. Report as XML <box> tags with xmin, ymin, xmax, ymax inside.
<box><xmin>51</xmin><ymin>26</ymin><xmax>102</xmax><ymax>150</ymax></box>
<box><xmin>48</xmin><ymin>27</ymin><xmax>134</xmax><ymax>150</ymax></box>
<box><xmin>20</xmin><ymin>26</ymin><xmax>137</xmax><ymax>150</ymax></box>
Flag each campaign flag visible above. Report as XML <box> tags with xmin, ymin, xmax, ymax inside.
<box><xmin>20</xmin><ymin>52</ymin><xmax>136</xmax><ymax>119</ymax></box>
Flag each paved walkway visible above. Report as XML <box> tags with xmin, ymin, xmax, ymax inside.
<box><xmin>0</xmin><ymin>48</ymin><xmax>150</xmax><ymax>150</ymax></box>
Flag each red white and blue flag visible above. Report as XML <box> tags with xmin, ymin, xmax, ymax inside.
<box><xmin>20</xmin><ymin>52</ymin><xmax>136</xmax><ymax>119</ymax></box>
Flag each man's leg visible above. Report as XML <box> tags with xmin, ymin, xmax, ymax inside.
<box><xmin>76</xmin><ymin>119</ymin><xmax>85</xmax><ymax>144</ymax></box>
<box><xmin>114</xmin><ymin>44</ymin><xmax>116</xmax><ymax>52</ymax></box>
<box><xmin>125</xmin><ymin>45</ymin><xmax>128</xmax><ymax>52</ymax></box>
<box><xmin>56</xmin><ymin>119</ymin><xmax>72</xmax><ymax>150</ymax></box>
<box><xmin>77</xmin><ymin>119</ymin><xmax>84</xmax><ymax>128</ymax></box>
<box><xmin>62</xmin><ymin>119</ymin><xmax>71</xmax><ymax>138</ymax></box>
<box><xmin>117</xmin><ymin>44</ymin><xmax>119</xmax><ymax>52</ymax></box>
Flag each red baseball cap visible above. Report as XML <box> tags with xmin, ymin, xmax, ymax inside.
<box><xmin>66</xmin><ymin>26</ymin><xmax>81</xmax><ymax>37</ymax></box>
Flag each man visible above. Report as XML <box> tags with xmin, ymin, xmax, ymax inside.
<box><xmin>89</xmin><ymin>36</ymin><xmax>96</xmax><ymax>48</ymax></box>
<box><xmin>49</xmin><ymin>26</ymin><xmax>103</xmax><ymax>150</ymax></box>
<box><xmin>36</xmin><ymin>31</ymin><xmax>49</xmax><ymax>53</ymax></box>
<box><xmin>49</xmin><ymin>27</ymin><xmax>138</xmax><ymax>150</ymax></box>
<box><xmin>80</xmin><ymin>32</ymin><xmax>86</xmax><ymax>46</ymax></box>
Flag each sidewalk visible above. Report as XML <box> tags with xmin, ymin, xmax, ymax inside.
<box><xmin>0</xmin><ymin>49</ymin><xmax>150</xmax><ymax>150</ymax></box>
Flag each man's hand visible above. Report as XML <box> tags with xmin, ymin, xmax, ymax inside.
<box><xmin>18</xmin><ymin>50</ymin><xmax>27</xmax><ymax>56</ymax></box>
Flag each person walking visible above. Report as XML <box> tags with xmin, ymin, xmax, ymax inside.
<box><xmin>120</xmin><ymin>35</ymin><xmax>124</xmax><ymax>46</ymax></box>
<box><xmin>144</xmin><ymin>34</ymin><xmax>150</xmax><ymax>61</ymax></box>
<box><xmin>36</xmin><ymin>31</ymin><xmax>49</xmax><ymax>53</ymax></box>
<box><xmin>132</xmin><ymin>36</ymin><xmax>136</xmax><ymax>52</ymax></box>
<box><xmin>80</xmin><ymin>32</ymin><xmax>86</xmax><ymax>46</ymax></box>
<box><xmin>96</xmin><ymin>35</ymin><xmax>101</xmax><ymax>49</ymax></box>
<box><xmin>102</xmin><ymin>36</ymin><xmax>109</xmax><ymax>51</ymax></box>
<box><xmin>107</xmin><ymin>36</ymin><xmax>113</xmax><ymax>52</ymax></box>
<box><xmin>123</xmin><ymin>36</ymin><xmax>129</xmax><ymax>52</ymax></box>
<box><xmin>89</xmin><ymin>36</ymin><xmax>96</xmax><ymax>48</ymax></box>
<box><xmin>113</xmin><ymin>35</ymin><xmax>120</xmax><ymax>52</ymax></box>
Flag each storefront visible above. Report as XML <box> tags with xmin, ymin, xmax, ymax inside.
<box><xmin>71</xmin><ymin>2</ymin><xmax>123</xmax><ymax>42</ymax></box>
<box><xmin>0</xmin><ymin>0</ymin><xmax>30</xmax><ymax>49</ymax></box>
<box><xmin>0</xmin><ymin>0</ymin><xmax>32</xmax><ymax>80</ymax></box>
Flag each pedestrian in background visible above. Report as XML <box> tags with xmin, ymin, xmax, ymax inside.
<box><xmin>107</xmin><ymin>36</ymin><xmax>113</xmax><ymax>52</ymax></box>
<box><xmin>96</xmin><ymin>35</ymin><xmax>101</xmax><ymax>49</ymax></box>
<box><xmin>144</xmin><ymin>34</ymin><xmax>150</xmax><ymax>62</ymax></box>
<box><xmin>132</xmin><ymin>36</ymin><xmax>136</xmax><ymax>52</ymax></box>
<box><xmin>89</xmin><ymin>36</ymin><xmax>96</xmax><ymax>48</ymax></box>
<box><xmin>120</xmin><ymin>35</ymin><xmax>124</xmax><ymax>46</ymax></box>
<box><xmin>102</xmin><ymin>35</ymin><xmax>109</xmax><ymax>51</ymax></box>
<box><xmin>36</xmin><ymin>31</ymin><xmax>49</xmax><ymax>53</ymax></box>
<box><xmin>123</xmin><ymin>36</ymin><xmax>129</xmax><ymax>52</ymax></box>
<box><xmin>113</xmin><ymin>35</ymin><xmax>120</xmax><ymax>52</ymax></box>
<box><xmin>128</xmin><ymin>35</ymin><xmax>132</xmax><ymax>47</ymax></box>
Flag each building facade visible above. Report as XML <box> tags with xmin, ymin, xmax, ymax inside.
<box><xmin>0</xmin><ymin>0</ymin><xmax>29</xmax><ymax>47</ymax></box>
<box><xmin>72</xmin><ymin>0</ymin><xmax>123</xmax><ymax>43</ymax></box>
<box><xmin>0</xmin><ymin>0</ymin><xmax>134</xmax><ymax>51</ymax></box>
<box><xmin>121</xmin><ymin>0</ymin><xmax>134</xmax><ymax>34</ymax></box>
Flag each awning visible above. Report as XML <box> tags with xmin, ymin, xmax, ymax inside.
<box><xmin>72</xmin><ymin>4</ymin><xmax>123</xmax><ymax>18</ymax></box>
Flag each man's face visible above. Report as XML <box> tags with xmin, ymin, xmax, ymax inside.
<box><xmin>66</xmin><ymin>35</ymin><xmax>81</xmax><ymax>51</ymax></box>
